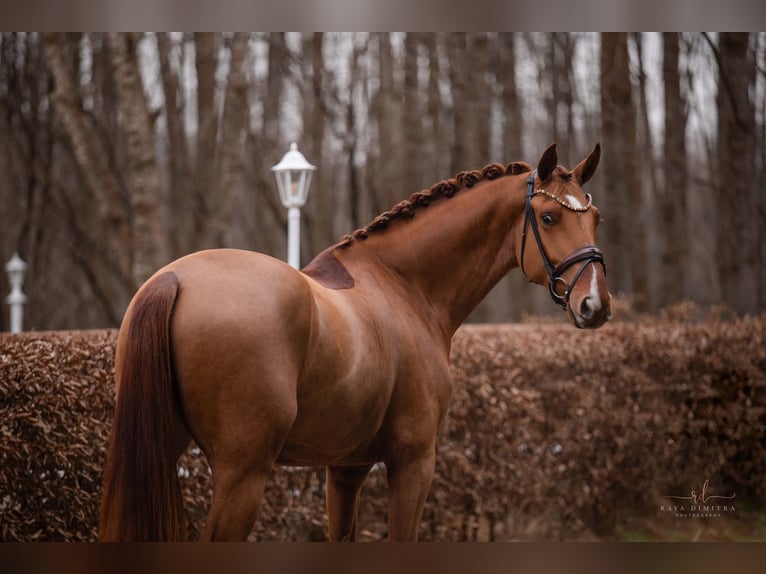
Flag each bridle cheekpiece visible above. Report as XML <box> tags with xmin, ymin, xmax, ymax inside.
<box><xmin>520</xmin><ymin>169</ymin><xmax>606</xmax><ymax>311</ymax></box>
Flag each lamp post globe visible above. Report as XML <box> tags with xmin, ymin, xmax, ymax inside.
<box><xmin>5</xmin><ymin>252</ymin><xmax>26</xmax><ymax>287</ymax></box>
<box><xmin>271</xmin><ymin>142</ymin><xmax>316</xmax><ymax>269</ymax></box>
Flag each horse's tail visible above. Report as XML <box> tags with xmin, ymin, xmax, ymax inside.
<box><xmin>99</xmin><ymin>271</ymin><xmax>187</xmax><ymax>541</ymax></box>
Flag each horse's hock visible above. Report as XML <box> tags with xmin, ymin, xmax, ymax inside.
<box><xmin>1</xmin><ymin>315</ymin><xmax>765</xmax><ymax>541</ymax></box>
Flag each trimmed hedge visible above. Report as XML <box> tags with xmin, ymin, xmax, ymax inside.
<box><xmin>1</xmin><ymin>311</ymin><xmax>765</xmax><ymax>540</ymax></box>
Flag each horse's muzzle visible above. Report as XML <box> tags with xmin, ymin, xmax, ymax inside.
<box><xmin>569</xmin><ymin>290</ymin><xmax>612</xmax><ymax>329</ymax></box>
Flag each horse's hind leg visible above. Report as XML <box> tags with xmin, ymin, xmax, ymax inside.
<box><xmin>200</xmin><ymin>463</ymin><xmax>271</xmax><ymax>541</ymax></box>
<box><xmin>196</xmin><ymin>394</ymin><xmax>297</xmax><ymax>541</ymax></box>
<box><xmin>326</xmin><ymin>464</ymin><xmax>373</xmax><ymax>541</ymax></box>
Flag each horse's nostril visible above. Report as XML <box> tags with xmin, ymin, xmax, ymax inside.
<box><xmin>580</xmin><ymin>297</ymin><xmax>594</xmax><ymax>320</ymax></box>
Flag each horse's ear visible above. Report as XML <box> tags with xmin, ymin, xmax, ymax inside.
<box><xmin>573</xmin><ymin>143</ymin><xmax>601</xmax><ymax>185</ymax></box>
<box><xmin>536</xmin><ymin>144</ymin><xmax>557</xmax><ymax>182</ymax></box>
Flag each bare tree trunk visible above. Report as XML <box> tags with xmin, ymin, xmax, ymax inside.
<box><xmin>447</xmin><ymin>33</ymin><xmax>476</xmax><ymax>173</ymax></box>
<box><xmin>661</xmin><ymin>32</ymin><xmax>688</xmax><ymax>307</ymax></box>
<box><xmin>498</xmin><ymin>34</ymin><xmax>523</xmax><ymax>161</ymax></box>
<box><xmin>107</xmin><ymin>32</ymin><xmax>164</xmax><ymax>286</ymax></box>
<box><xmin>193</xmin><ymin>32</ymin><xmax>218</xmax><ymax>250</ymax></box>
<box><xmin>548</xmin><ymin>34</ymin><xmax>563</xmax><ymax>149</ymax></box>
<box><xmin>338</xmin><ymin>35</ymin><xmax>365</xmax><ymax>248</ymax></box>
<box><xmin>757</xmin><ymin>34</ymin><xmax>766</xmax><ymax>310</ymax></box>
<box><xmin>558</xmin><ymin>33</ymin><xmax>578</xmax><ymax>157</ymax></box>
<box><xmin>497</xmin><ymin>33</ymin><xmax>530</xmax><ymax>321</ymax></box>
<box><xmin>541</xmin><ymin>33</ymin><xmax>579</xmax><ymax>161</ymax></box>
<box><xmin>600</xmin><ymin>33</ymin><xmax>649</xmax><ymax>311</ymax></box>
<box><xmin>250</xmin><ymin>33</ymin><xmax>288</xmax><ymax>258</ymax></box>
<box><xmin>425</xmin><ymin>34</ymin><xmax>449</xmax><ymax>179</ymax></box>
<box><xmin>373</xmin><ymin>32</ymin><xmax>402</xmax><ymax>212</ymax></box>
<box><xmin>300</xmin><ymin>32</ymin><xmax>330</xmax><ymax>258</ymax></box>
<box><xmin>714</xmin><ymin>33</ymin><xmax>757</xmax><ymax>313</ymax></box>
<box><xmin>14</xmin><ymin>34</ymin><xmax>52</xmax><ymax>281</ymax></box>
<box><xmin>90</xmin><ymin>33</ymin><xmax>120</xmax><ymax>148</ymax></box>
<box><xmin>263</xmin><ymin>32</ymin><xmax>285</xmax><ymax>153</ymax></box>
<box><xmin>42</xmin><ymin>32</ymin><xmax>132</xmax><ymax>284</ymax></box>
<box><xmin>472</xmin><ymin>33</ymin><xmax>492</xmax><ymax>167</ymax></box>
<box><xmin>446</xmin><ymin>32</ymin><xmax>465</xmax><ymax>173</ymax></box>
<box><xmin>633</xmin><ymin>33</ymin><xmax>661</xmax><ymax>311</ymax></box>
<box><xmin>363</xmin><ymin>34</ymin><xmax>380</xmax><ymax>225</ymax></box>
<box><xmin>157</xmin><ymin>32</ymin><xmax>193</xmax><ymax>258</ymax></box>
<box><xmin>403</xmin><ymin>32</ymin><xmax>425</xmax><ymax>193</ymax></box>
<box><xmin>469</xmin><ymin>32</ymin><xmax>502</xmax><ymax>322</ymax></box>
<box><xmin>210</xmin><ymin>32</ymin><xmax>249</xmax><ymax>248</ymax></box>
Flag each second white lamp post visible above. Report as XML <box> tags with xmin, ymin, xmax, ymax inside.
<box><xmin>5</xmin><ymin>252</ymin><xmax>28</xmax><ymax>334</ymax></box>
<box><xmin>271</xmin><ymin>142</ymin><xmax>316</xmax><ymax>269</ymax></box>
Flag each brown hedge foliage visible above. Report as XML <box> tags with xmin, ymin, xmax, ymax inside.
<box><xmin>1</xmin><ymin>310</ymin><xmax>765</xmax><ymax>541</ymax></box>
<box><xmin>0</xmin><ymin>331</ymin><xmax>114</xmax><ymax>541</ymax></box>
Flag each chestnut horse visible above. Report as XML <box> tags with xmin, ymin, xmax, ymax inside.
<box><xmin>100</xmin><ymin>144</ymin><xmax>611</xmax><ymax>541</ymax></box>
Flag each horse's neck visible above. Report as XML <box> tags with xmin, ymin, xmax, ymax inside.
<box><xmin>348</xmin><ymin>176</ymin><xmax>526</xmax><ymax>336</ymax></box>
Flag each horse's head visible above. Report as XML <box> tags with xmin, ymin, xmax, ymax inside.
<box><xmin>516</xmin><ymin>144</ymin><xmax>612</xmax><ymax>329</ymax></box>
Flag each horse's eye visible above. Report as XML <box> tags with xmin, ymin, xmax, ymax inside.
<box><xmin>541</xmin><ymin>213</ymin><xmax>556</xmax><ymax>226</ymax></box>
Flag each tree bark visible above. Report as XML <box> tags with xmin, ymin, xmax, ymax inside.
<box><xmin>157</xmin><ymin>32</ymin><xmax>193</xmax><ymax>258</ymax></box>
<box><xmin>107</xmin><ymin>32</ymin><xmax>165</xmax><ymax>286</ymax></box>
<box><xmin>425</xmin><ymin>34</ymin><xmax>448</xmax><ymax>179</ymax></box>
<box><xmin>42</xmin><ymin>32</ymin><xmax>131</xmax><ymax>283</ymax></box>
<box><xmin>715</xmin><ymin>33</ymin><xmax>756</xmax><ymax>313</ymax></box>
<box><xmin>600</xmin><ymin>32</ymin><xmax>649</xmax><ymax>310</ymax></box>
<box><xmin>499</xmin><ymin>34</ymin><xmax>523</xmax><ymax>162</ymax></box>
<box><xmin>661</xmin><ymin>33</ymin><xmax>687</xmax><ymax>307</ymax></box>
<box><xmin>255</xmin><ymin>33</ymin><xmax>288</xmax><ymax>257</ymax></box>
<box><xmin>447</xmin><ymin>33</ymin><xmax>474</xmax><ymax>174</ymax></box>
<box><xmin>472</xmin><ymin>33</ymin><xmax>492</xmax><ymax>167</ymax></box>
<box><xmin>210</xmin><ymin>32</ymin><xmax>249</xmax><ymax>248</ymax></box>
<box><xmin>300</xmin><ymin>32</ymin><xmax>330</xmax><ymax>257</ymax></box>
<box><xmin>342</xmin><ymin>37</ymin><xmax>363</xmax><ymax>237</ymax></box>
<box><xmin>496</xmin><ymin>32</ymin><xmax>531</xmax><ymax>321</ymax></box>
<box><xmin>633</xmin><ymin>33</ymin><xmax>661</xmax><ymax>310</ymax></box>
<box><xmin>373</xmin><ymin>32</ymin><xmax>402</xmax><ymax>212</ymax></box>
<box><xmin>193</xmin><ymin>32</ymin><xmax>218</xmax><ymax>250</ymax></box>
<box><xmin>263</xmin><ymin>32</ymin><xmax>285</xmax><ymax>153</ymax></box>
<box><xmin>557</xmin><ymin>33</ymin><xmax>578</xmax><ymax>157</ymax></box>
<box><xmin>757</xmin><ymin>34</ymin><xmax>766</xmax><ymax>311</ymax></box>
<box><xmin>403</xmin><ymin>32</ymin><xmax>425</xmax><ymax>194</ymax></box>
<box><xmin>548</xmin><ymin>34</ymin><xmax>563</xmax><ymax>149</ymax></box>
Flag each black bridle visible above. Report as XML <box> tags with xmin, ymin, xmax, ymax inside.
<box><xmin>520</xmin><ymin>170</ymin><xmax>606</xmax><ymax>311</ymax></box>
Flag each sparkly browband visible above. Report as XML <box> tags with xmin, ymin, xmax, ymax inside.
<box><xmin>531</xmin><ymin>189</ymin><xmax>593</xmax><ymax>212</ymax></box>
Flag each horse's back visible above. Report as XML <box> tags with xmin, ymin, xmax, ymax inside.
<box><xmin>154</xmin><ymin>249</ymin><xmax>312</xmax><ymax>349</ymax></box>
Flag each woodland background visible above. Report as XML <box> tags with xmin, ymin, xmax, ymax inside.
<box><xmin>1</xmin><ymin>32</ymin><xmax>765</xmax><ymax>330</ymax></box>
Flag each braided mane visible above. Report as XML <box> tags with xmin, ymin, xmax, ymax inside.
<box><xmin>337</xmin><ymin>161</ymin><xmax>530</xmax><ymax>249</ymax></box>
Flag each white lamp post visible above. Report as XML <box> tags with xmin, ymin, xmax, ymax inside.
<box><xmin>271</xmin><ymin>142</ymin><xmax>316</xmax><ymax>269</ymax></box>
<box><xmin>5</xmin><ymin>252</ymin><xmax>28</xmax><ymax>334</ymax></box>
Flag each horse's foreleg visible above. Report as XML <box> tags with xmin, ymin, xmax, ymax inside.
<box><xmin>326</xmin><ymin>464</ymin><xmax>373</xmax><ymax>541</ymax></box>
<box><xmin>384</xmin><ymin>449</ymin><xmax>436</xmax><ymax>541</ymax></box>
